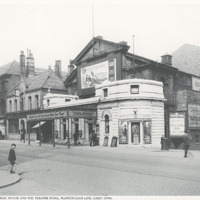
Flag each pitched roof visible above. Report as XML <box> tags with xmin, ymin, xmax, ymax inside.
<box><xmin>0</xmin><ymin>60</ymin><xmax>20</xmax><ymax>76</ymax></box>
<box><xmin>72</xmin><ymin>37</ymin><xmax>130</xmax><ymax>64</ymax></box>
<box><xmin>25</xmin><ymin>71</ymin><xmax>66</xmax><ymax>92</ymax></box>
<box><xmin>172</xmin><ymin>44</ymin><xmax>200</xmax><ymax>75</ymax></box>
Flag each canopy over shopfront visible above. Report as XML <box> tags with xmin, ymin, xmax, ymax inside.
<box><xmin>32</xmin><ymin>121</ymin><xmax>46</xmax><ymax>128</ymax></box>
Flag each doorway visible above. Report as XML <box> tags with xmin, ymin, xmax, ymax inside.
<box><xmin>131</xmin><ymin>122</ymin><xmax>140</xmax><ymax>144</ymax></box>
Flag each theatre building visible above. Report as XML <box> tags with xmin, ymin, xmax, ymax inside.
<box><xmin>64</xmin><ymin>36</ymin><xmax>200</xmax><ymax>149</ymax></box>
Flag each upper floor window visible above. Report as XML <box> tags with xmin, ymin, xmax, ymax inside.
<box><xmin>103</xmin><ymin>88</ymin><xmax>108</xmax><ymax>97</ymax></box>
<box><xmin>14</xmin><ymin>99</ymin><xmax>17</xmax><ymax>112</ymax></box>
<box><xmin>28</xmin><ymin>96</ymin><xmax>32</xmax><ymax>110</ymax></box>
<box><xmin>105</xmin><ymin>114</ymin><xmax>110</xmax><ymax>134</ymax></box>
<box><xmin>35</xmin><ymin>95</ymin><xmax>39</xmax><ymax>109</ymax></box>
<box><xmin>130</xmin><ymin>85</ymin><xmax>139</xmax><ymax>94</ymax></box>
<box><xmin>47</xmin><ymin>99</ymin><xmax>50</xmax><ymax>106</ymax></box>
<box><xmin>0</xmin><ymin>99</ymin><xmax>5</xmax><ymax>115</ymax></box>
<box><xmin>20</xmin><ymin>97</ymin><xmax>24</xmax><ymax>111</ymax></box>
<box><xmin>9</xmin><ymin>100</ymin><xmax>12</xmax><ymax>112</ymax></box>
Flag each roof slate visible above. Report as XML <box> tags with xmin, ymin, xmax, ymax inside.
<box><xmin>0</xmin><ymin>60</ymin><xmax>20</xmax><ymax>76</ymax></box>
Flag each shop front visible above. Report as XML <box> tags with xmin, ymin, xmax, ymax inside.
<box><xmin>27</xmin><ymin>108</ymin><xmax>97</xmax><ymax>145</ymax></box>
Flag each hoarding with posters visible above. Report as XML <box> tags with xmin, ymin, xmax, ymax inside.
<box><xmin>81</xmin><ymin>59</ymin><xmax>116</xmax><ymax>89</ymax></box>
<box><xmin>188</xmin><ymin>104</ymin><xmax>200</xmax><ymax>128</ymax></box>
<box><xmin>170</xmin><ymin>112</ymin><xmax>185</xmax><ymax>136</ymax></box>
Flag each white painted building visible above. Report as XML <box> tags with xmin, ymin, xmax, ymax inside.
<box><xmin>95</xmin><ymin>79</ymin><xmax>166</xmax><ymax>148</ymax></box>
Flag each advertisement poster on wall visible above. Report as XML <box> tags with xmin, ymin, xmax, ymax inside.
<box><xmin>143</xmin><ymin>121</ymin><xmax>151</xmax><ymax>144</ymax></box>
<box><xmin>81</xmin><ymin>59</ymin><xmax>116</xmax><ymax>89</ymax></box>
<box><xmin>118</xmin><ymin>121</ymin><xmax>128</xmax><ymax>144</ymax></box>
<box><xmin>170</xmin><ymin>112</ymin><xmax>185</xmax><ymax>136</ymax></box>
<box><xmin>188</xmin><ymin>104</ymin><xmax>200</xmax><ymax>128</ymax></box>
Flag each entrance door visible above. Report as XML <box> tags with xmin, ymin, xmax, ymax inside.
<box><xmin>131</xmin><ymin>122</ymin><xmax>140</xmax><ymax>144</ymax></box>
<box><xmin>88</xmin><ymin>123</ymin><xmax>93</xmax><ymax>135</ymax></box>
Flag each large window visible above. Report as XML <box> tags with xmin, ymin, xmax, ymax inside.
<box><xmin>105</xmin><ymin>114</ymin><xmax>110</xmax><ymax>134</ymax></box>
<box><xmin>9</xmin><ymin>100</ymin><xmax>12</xmax><ymax>112</ymax></box>
<box><xmin>103</xmin><ymin>88</ymin><xmax>108</xmax><ymax>97</ymax></box>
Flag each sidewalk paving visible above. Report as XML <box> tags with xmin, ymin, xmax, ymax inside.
<box><xmin>0</xmin><ymin>170</ymin><xmax>21</xmax><ymax>189</ymax></box>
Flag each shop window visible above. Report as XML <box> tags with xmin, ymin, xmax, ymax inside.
<box><xmin>103</xmin><ymin>88</ymin><xmax>108</xmax><ymax>97</ymax></box>
<box><xmin>130</xmin><ymin>85</ymin><xmax>139</xmax><ymax>94</ymax></box>
<box><xmin>105</xmin><ymin>114</ymin><xmax>110</xmax><ymax>134</ymax></box>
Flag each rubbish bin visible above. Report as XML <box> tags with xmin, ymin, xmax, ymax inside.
<box><xmin>161</xmin><ymin>137</ymin><xmax>170</xmax><ymax>150</ymax></box>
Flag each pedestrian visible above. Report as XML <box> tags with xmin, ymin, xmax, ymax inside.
<box><xmin>8</xmin><ymin>143</ymin><xmax>17</xmax><ymax>174</ymax></box>
<box><xmin>183</xmin><ymin>134</ymin><xmax>190</xmax><ymax>158</ymax></box>
<box><xmin>73</xmin><ymin>131</ymin><xmax>78</xmax><ymax>145</ymax></box>
<box><xmin>89</xmin><ymin>132</ymin><xmax>93</xmax><ymax>146</ymax></box>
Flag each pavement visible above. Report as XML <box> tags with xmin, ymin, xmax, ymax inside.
<box><xmin>0</xmin><ymin>170</ymin><xmax>21</xmax><ymax>189</ymax></box>
<box><xmin>0</xmin><ymin>139</ymin><xmax>200</xmax><ymax>190</ymax></box>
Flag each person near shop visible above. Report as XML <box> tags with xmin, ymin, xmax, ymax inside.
<box><xmin>89</xmin><ymin>132</ymin><xmax>94</xmax><ymax>146</ymax></box>
<box><xmin>93</xmin><ymin>131</ymin><xmax>97</xmax><ymax>146</ymax></box>
<box><xmin>183</xmin><ymin>134</ymin><xmax>190</xmax><ymax>158</ymax></box>
<box><xmin>8</xmin><ymin>143</ymin><xmax>17</xmax><ymax>174</ymax></box>
<box><xmin>73</xmin><ymin>131</ymin><xmax>78</xmax><ymax>145</ymax></box>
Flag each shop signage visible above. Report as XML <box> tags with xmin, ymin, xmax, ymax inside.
<box><xmin>188</xmin><ymin>104</ymin><xmax>200</xmax><ymax>128</ymax></box>
<box><xmin>170</xmin><ymin>112</ymin><xmax>185</xmax><ymax>136</ymax></box>
<box><xmin>69</xmin><ymin>110</ymin><xmax>96</xmax><ymax>118</ymax></box>
<box><xmin>27</xmin><ymin>111</ymin><xmax>68</xmax><ymax>121</ymax></box>
<box><xmin>192</xmin><ymin>76</ymin><xmax>200</xmax><ymax>91</ymax></box>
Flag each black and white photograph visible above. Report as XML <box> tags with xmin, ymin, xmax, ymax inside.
<box><xmin>0</xmin><ymin>0</ymin><xmax>200</xmax><ymax>199</ymax></box>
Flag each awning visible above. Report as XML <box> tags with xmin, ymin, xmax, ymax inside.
<box><xmin>32</xmin><ymin>121</ymin><xmax>46</xmax><ymax>129</ymax></box>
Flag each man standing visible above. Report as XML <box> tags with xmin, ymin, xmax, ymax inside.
<box><xmin>8</xmin><ymin>144</ymin><xmax>17</xmax><ymax>174</ymax></box>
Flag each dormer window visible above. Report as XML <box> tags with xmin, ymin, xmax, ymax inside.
<box><xmin>130</xmin><ymin>85</ymin><xmax>139</xmax><ymax>94</ymax></box>
<box><xmin>103</xmin><ymin>88</ymin><xmax>108</xmax><ymax>97</ymax></box>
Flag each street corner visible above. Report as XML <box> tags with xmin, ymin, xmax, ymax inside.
<box><xmin>0</xmin><ymin>170</ymin><xmax>21</xmax><ymax>189</ymax></box>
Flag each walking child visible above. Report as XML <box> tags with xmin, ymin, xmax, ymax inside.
<box><xmin>8</xmin><ymin>143</ymin><xmax>16</xmax><ymax>174</ymax></box>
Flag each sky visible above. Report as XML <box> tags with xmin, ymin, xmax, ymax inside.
<box><xmin>1</xmin><ymin>0</ymin><xmax>200</xmax><ymax>72</ymax></box>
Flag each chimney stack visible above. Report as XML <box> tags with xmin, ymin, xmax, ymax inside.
<box><xmin>20</xmin><ymin>51</ymin><xmax>26</xmax><ymax>76</ymax></box>
<box><xmin>26</xmin><ymin>50</ymin><xmax>35</xmax><ymax>77</ymax></box>
<box><xmin>54</xmin><ymin>60</ymin><xmax>62</xmax><ymax>78</ymax></box>
<box><xmin>161</xmin><ymin>54</ymin><xmax>172</xmax><ymax>66</ymax></box>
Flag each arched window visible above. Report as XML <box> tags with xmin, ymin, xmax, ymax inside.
<box><xmin>105</xmin><ymin>114</ymin><xmax>110</xmax><ymax>134</ymax></box>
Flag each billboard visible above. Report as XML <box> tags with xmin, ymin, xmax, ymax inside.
<box><xmin>81</xmin><ymin>59</ymin><xmax>116</xmax><ymax>89</ymax></box>
<box><xmin>170</xmin><ymin>112</ymin><xmax>185</xmax><ymax>136</ymax></box>
<box><xmin>192</xmin><ymin>76</ymin><xmax>200</xmax><ymax>91</ymax></box>
<box><xmin>188</xmin><ymin>104</ymin><xmax>200</xmax><ymax>128</ymax></box>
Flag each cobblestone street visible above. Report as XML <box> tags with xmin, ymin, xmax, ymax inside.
<box><xmin>0</xmin><ymin>141</ymin><xmax>200</xmax><ymax>196</ymax></box>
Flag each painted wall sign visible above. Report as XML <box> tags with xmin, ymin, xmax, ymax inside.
<box><xmin>27</xmin><ymin>111</ymin><xmax>68</xmax><ymax>121</ymax></box>
<box><xmin>188</xmin><ymin>104</ymin><xmax>200</xmax><ymax>128</ymax></box>
<box><xmin>81</xmin><ymin>59</ymin><xmax>116</xmax><ymax>89</ymax></box>
<box><xmin>192</xmin><ymin>76</ymin><xmax>200</xmax><ymax>91</ymax></box>
<box><xmin>69</xmin><ymin>110</ymin><xmax>96</xmax><ymax>118</ymax></box>
<box><xmin>170</xmin><ymin>112</ymin><xmax>185</xmax><ymax>136</ymax></box>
